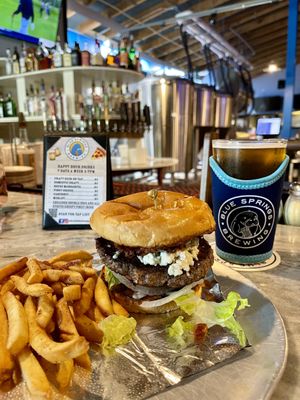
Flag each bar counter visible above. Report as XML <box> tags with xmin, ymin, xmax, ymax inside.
<box><xmin>0</xmin><ymin>192</ymin><xmax>299</xmax><ymax>400</ymax></box>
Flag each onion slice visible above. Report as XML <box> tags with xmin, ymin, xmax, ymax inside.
<box><xmin>139</xmin><ymin>279</ymin><xmax>204</xmax><ymax>309</ymax></box>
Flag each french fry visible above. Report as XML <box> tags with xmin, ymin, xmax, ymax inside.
<box><xmin>48</xmin><ymin>250</ymin><xmax>92</xmax><ymax>264</ymax></box>
<box><xmin>94</xmin><ymin>305</ymin><xmax>105</xmax><ymax>322</ymax></box>
<box><xmin>56</xmin><ymin>359</ymin><xmax>74</xmax><ymax>390</ymax></box>
<box><xmin>94</xmin><ymin>277</ymin><xmax>114</xmax><ymax>316</ymax></box>
<box><xmin>83</xmin><ymin>259</ymin><xmax>93</xmax><ymax>268</ymax></box>
<box><xmin>2</xmin><ymin>291</ymin><xmax>28</xmax><ymax>355</ymax></box>
<box><xmin>56</xmin><ymin>298</ymin><xmax>78</xmax><ymax>339</ymax></box>
<box><xmin>22</xmin><ymin>270</ymin><xmax>30</xmax><ymax>281</ymax></box>
<box><xmin>36</xmin><ymin>260</ymin><xmax>52</xmax><ymax>270</ymax></box>
<box><xmin>84</xmin><ymin>301</ymin><xmax>105</xmax><ymax>322</ymax></box>
<box><xmin>73</xmin><ymin>277</ymin><xmax>95</xmax><ymax>315</ymax></box>
<box><xmin>42</xmin><ymin>269</ymin><xmax>62</xmax><ymax>282</ymax></box>
<box><xmin>51</xmin><ymin>282</ymin><xmax>65</xmax><ymax>296</ymax></box>
<box><xmin>0</xmin><ymin>297</ymin><xmax>14</xmax><ymax>384</ymax></box>
<box><xmin>11</xmin><ymin>275</ymin><xmax>53</xmax><ymax>297</ymax></box>
<box><xmin>69</xmin><ymin>265</ymin><xmax>96</xmax><ymax>277</ymax></box>
<box><xmin>0</xmin><ymin>279</ymin><xmax>14</xmax><ymax>295</ymax></box>
<box><xmin>0</xmin><ymin>257</ymin><xmax>27</xmax><ymax>282</ymax></box>
<box><xmin>75</xmin><ymin>352</ymin><xmax>91</xmax><ymax>370</ymax></box>
<box><xmin>36</xmin><ymin>294</ymin><xmax>55</xmax><ymax>329</ymax></box>
<box><xmin>63</xmin><ymin>285</ymin><xmax>81</xmax><ymax>301</ymax></box>
<box><xmin>26</xmin><ymin>258</ymin><xmax>44</xmax><ymax>284</ymax></box>
<box><xmin>74</xmin><ymin>314</ymin><xmax>103</xmax><ymax>343</ymax></box>
<box><xmin>25</xmin><ymin>297</ymin><xmax>89</xmax><ymax>363</ymax></box>
<box><xmin>112</xmin><ymin>299</ymin><xmax>129</xmax><ymax>317</ymax></box>
<box><xmin>17</xmin><ymin>347</ymin><xmax>52</xmax><ymax>399</ymax></box>
<box><xmin>61</xmin><ymin>270</ymin><xmax>84</xmax><ymax>285</ymax></box>
<box><xmin>45</xmin><ymin>318</ymin><xmax>56</xmax><ymax>334</ymax></box>
<box><xmin>52</xmin><ymin>259</ymin><xmax>82</xmax><ymax>269</ymax></box>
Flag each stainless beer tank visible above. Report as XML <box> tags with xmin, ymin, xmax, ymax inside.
<box><xmin>214</xmin><ymin>93</ymin><xmax>233</xmax><ymax>128</ymax></box>
<box><xmin>193</xmin><ymin>85</ymin><xmax>215</xmax><ymax>127</ymax></box>
<box><xmin>151</xmin><ymin>78</ymin><xmax>194</xmax><ymax>175</ymax></box>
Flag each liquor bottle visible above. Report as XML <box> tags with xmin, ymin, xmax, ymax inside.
<box><xmin>12</xmin><ymin>47</ymin><xmax>20</xmax><ymax>74</ymax></box>
<box><xmin>18</xmin><ymin>112</ymin><xmax>29</xmax><ymax>144</ymax></box>
<box><xmin>32</xmin><ymin>50</ymin><xmax>39</xmax><ymax>71</ymax></box>
<box><xmin>114</xmin><ymin>45</ymin><xmax>120</xmax><ymax>67</ymax></box>
<box><xmin>5</xmin><ymin>49</ymin><xmax>13</xmax><ymax>75</ymax></box>
<box><xmin>55</xmin><ymin>90</ymin><xmax>63</xmax><ymax>130</ymax></box>
<box><xmin>81</xmin><ymin>42</ymin><xmax>90</xmax><ymax>66</ymax></box>
<box><xmin>0</xmin><ymin>95</ymin><xmax>4</xmax><ymax>118</ymax></box>
<box><xmin>128</xmin><ymin>35</ymin><xmax>136</xmax><ymax>69</ymax></box>
<box><xmin>36</xmin><ymin>42</ymin><xmax>49</xmax><ymax>70</ymax></box>
<box><xmin>60</xmin><ymin>89</ymin><xmax>69</xmax><ymax>130</ymax></box>
<box><xmin>90</xmin><ymin>39</ymin><xmax>104</xmax><ymax>66</ymax></box>
<box><xmin>19</xmin><ymin>43</ymin><xmax>27</xmax><ymax>73</ymax></box>
<box><xmin>62</xmin><ymin>43</ymin><xmax>72</xmax><ymax>67</ymax></box>
<box><xmin>25</xmin><ymin>49</ymin><xmax>34</xmax><ymax>72</ymax></box>
<box><xmin>4</xmin><ymin>93</ymin><xmax>17</xmax><ymax>117</ymax></box>
<box><xmin>33</xmin><ymin>86</ymin><xmax>40</xmax><ymax>115</ymax></box>
<box><xmin>119</xmin><ymin>38</ymin><xmax>129</xmax><ymax>69</ymax></box>
<box><xmin>71</xmin><ymin>42</ymin><xmax>81</xmax><ymax>66</ymax></box>
<box><xmin>53</xmin><ymin>40</ymin><xmax>63</xmax><ymax>68</ymax></box>
<box><xmin>27</xmin><ymin>85</ymin><xmax>35</xmax><ymax>115</ymax></box>
<box><xmin>48</xmin><ymin>85</ymin><xmax>57</xmax><ymax>130</ymax></box>
<box><xmin>135</xmin><ymin>50</ymin><xmax>141</xmax><ymax>72</ymax></box>
<box><xmin>111</xmin><ymin>81</ymin><xmax>121</xmax><ymax>113</ymax></box>
<box><xmin>106</xmin><ymin>48</ymin><xmax>115</xmax><ymax>66</ymax></box>
<box><xmin>40</xmin><ymin>80</ymin><xmax>47</xmax><ymax>130</ymax></box>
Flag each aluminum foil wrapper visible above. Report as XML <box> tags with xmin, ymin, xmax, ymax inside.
<box><xmin>1</xmin><ymin>268</ymin><xmax>249</xmax><ymax>400</ymax></box>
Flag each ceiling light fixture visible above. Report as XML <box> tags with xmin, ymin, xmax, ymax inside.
<box><xmin>263</xmin><ymin>62</ymin><xmax>281</xmax><ymax>73</ymax></box>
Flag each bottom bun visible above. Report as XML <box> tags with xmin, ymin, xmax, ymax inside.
<box><xmin>113</xmin><ymin>290</ymin><xmax>179</xmax><ymax>314</ymax></box>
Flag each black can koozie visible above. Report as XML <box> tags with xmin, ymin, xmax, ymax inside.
<box><xmin>209</xmin><ymin>155</ymin><xmax>289</xmax><ymax>264</ymax></box>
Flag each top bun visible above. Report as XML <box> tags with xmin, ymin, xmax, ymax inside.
<box><xmin>90</xmin><ymin>191</ymin><xmax>215</xmax><ymax>248</ymax></box>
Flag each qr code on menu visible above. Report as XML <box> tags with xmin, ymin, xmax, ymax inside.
<box><xmin>48</xmin><ymin>208</ymin><xmax>58</xmax><ymax>218</ymax></box>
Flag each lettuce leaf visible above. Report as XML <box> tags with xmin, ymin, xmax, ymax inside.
<box><xmin>167</xmin><ymin>316</ymin><xmax>194</xmax><ymax>348</ymax></box>
<box><xmin>168</xmin><ymin>291</ymin><xmax>249</xmax><ymax>347</ymax></box>
<box><xmin>100</xmin><ymin>315</ymin><xmax>137</xmax><ymax>356</ymax></box>
<box><xmin>104</xmin><ymin>267</ymin><xmax>120</xmax><ymax>289</ymax></box>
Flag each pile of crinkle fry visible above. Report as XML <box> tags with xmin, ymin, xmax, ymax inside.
<box><xmin>0</xmin><ymin>250</ymin><xmax>131</xmax><ymax>399</ymax></box>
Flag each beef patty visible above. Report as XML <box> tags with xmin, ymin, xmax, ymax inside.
<box><xmin>96</xmin><ymin>237</ymin><xmax>213</xmax><ymax>289</ymax></box>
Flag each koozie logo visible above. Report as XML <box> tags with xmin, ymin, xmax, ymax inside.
<box><xmin>218</xmin><ymin>195</ymin><xmax>275</xmax><ymax>249</ymax></box>
<box><xmin>65</xmin><ymin>138</ymin><xmax>89</xmax><ymax>161</ymax></box>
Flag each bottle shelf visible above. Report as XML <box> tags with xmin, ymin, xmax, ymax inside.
<box><xmin>0</xmin><ymin>115</ymin><xmax>43</xmax><ymax>124</ymax></box>
<box><xmin>0</xmin><ymin>66</ymin><xmax>144</xmax><ymax>86</ymax></box>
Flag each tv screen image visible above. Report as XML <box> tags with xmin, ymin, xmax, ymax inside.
<box><xmin>0</xmin><ymin>0</ymin><xmax>62</xmax><ymax>45</ymax></box>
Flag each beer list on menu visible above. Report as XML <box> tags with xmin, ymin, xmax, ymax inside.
<box><xmin>43</xmin><ymin>136</ymin><xmax>107</xmax><ymax>227</ymax></box>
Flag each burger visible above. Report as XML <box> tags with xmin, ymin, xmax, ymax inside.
<box><xmin>90</xmin><ymin>191</ymin><xmax>215</xmax><ymax>314</ymax></box>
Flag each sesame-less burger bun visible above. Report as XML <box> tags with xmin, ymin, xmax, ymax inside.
<box><xmin>90</xmin><ymin>191</ymin><xmax>215</xmax><ymax>248</ymax></box>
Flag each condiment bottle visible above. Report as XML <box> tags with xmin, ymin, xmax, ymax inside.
<box><xmin>283</xmin><ymin>182</ymin><xmax>300</xmax><ymax>226</ymax></box>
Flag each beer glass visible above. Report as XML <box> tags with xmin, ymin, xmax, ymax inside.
<box><xmin>209</xmin><ymin>139</ymin><xmax>288</xmax><ymax>264</ymax></box>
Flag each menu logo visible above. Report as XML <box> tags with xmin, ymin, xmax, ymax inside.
<box><xmin>65</xmin><ymin>138</ymin><xmax>89</xmax><ymax>161</ymax></box>
<box><xmin>218</xmin><ymin>195</ymin><xmax>275</xmax><ymax>249</ymax></box>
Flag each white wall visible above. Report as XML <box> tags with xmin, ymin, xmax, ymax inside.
<box><xmin>253</xmin><ymin>64</ymin><xmax>300</xmax><ymax>98</ymax></box>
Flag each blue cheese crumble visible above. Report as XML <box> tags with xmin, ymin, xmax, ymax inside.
<box><xmin>137</xmin><ymin>239</ymin><xmax>199</xmax><ymax>277</ymax></box>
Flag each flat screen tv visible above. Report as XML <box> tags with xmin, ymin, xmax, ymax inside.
<box><xmin>0</xmin><ymin>0</ymin><xmax>63</xmax><ymax>46</ymax></box>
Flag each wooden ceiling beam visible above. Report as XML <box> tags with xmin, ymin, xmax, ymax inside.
<box><xmin>226</xmin><ymin>8</ymin><xmax>288</xmax><ymax>37</ymax></box>
<box><xmin>141</xmin><ymin>28</ymin><xmax>180</xmax><ymax>52</ymax></box>
<box><xmin>77</xmin><ymin>19</ymin><xmax>102</xmax><ymax>33</ymax></box>
<box><xmin>218</xmin><ymin>2</ymin><xmax>288</xmax><ymax>31</ymax></box>
<box><xmin>131</xmin><ymin>0</ymin><xmax>229</xmax><ymax>42</ymax></box>
<box><xmin>106</xmin><ymin>0</ymin><xmax>146</xmax><ymax>18</ymax></box>
<box><xmin>122</xmin><ymin>0</ymin><xmax>187</xmax><ymax>29</ymax></box>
